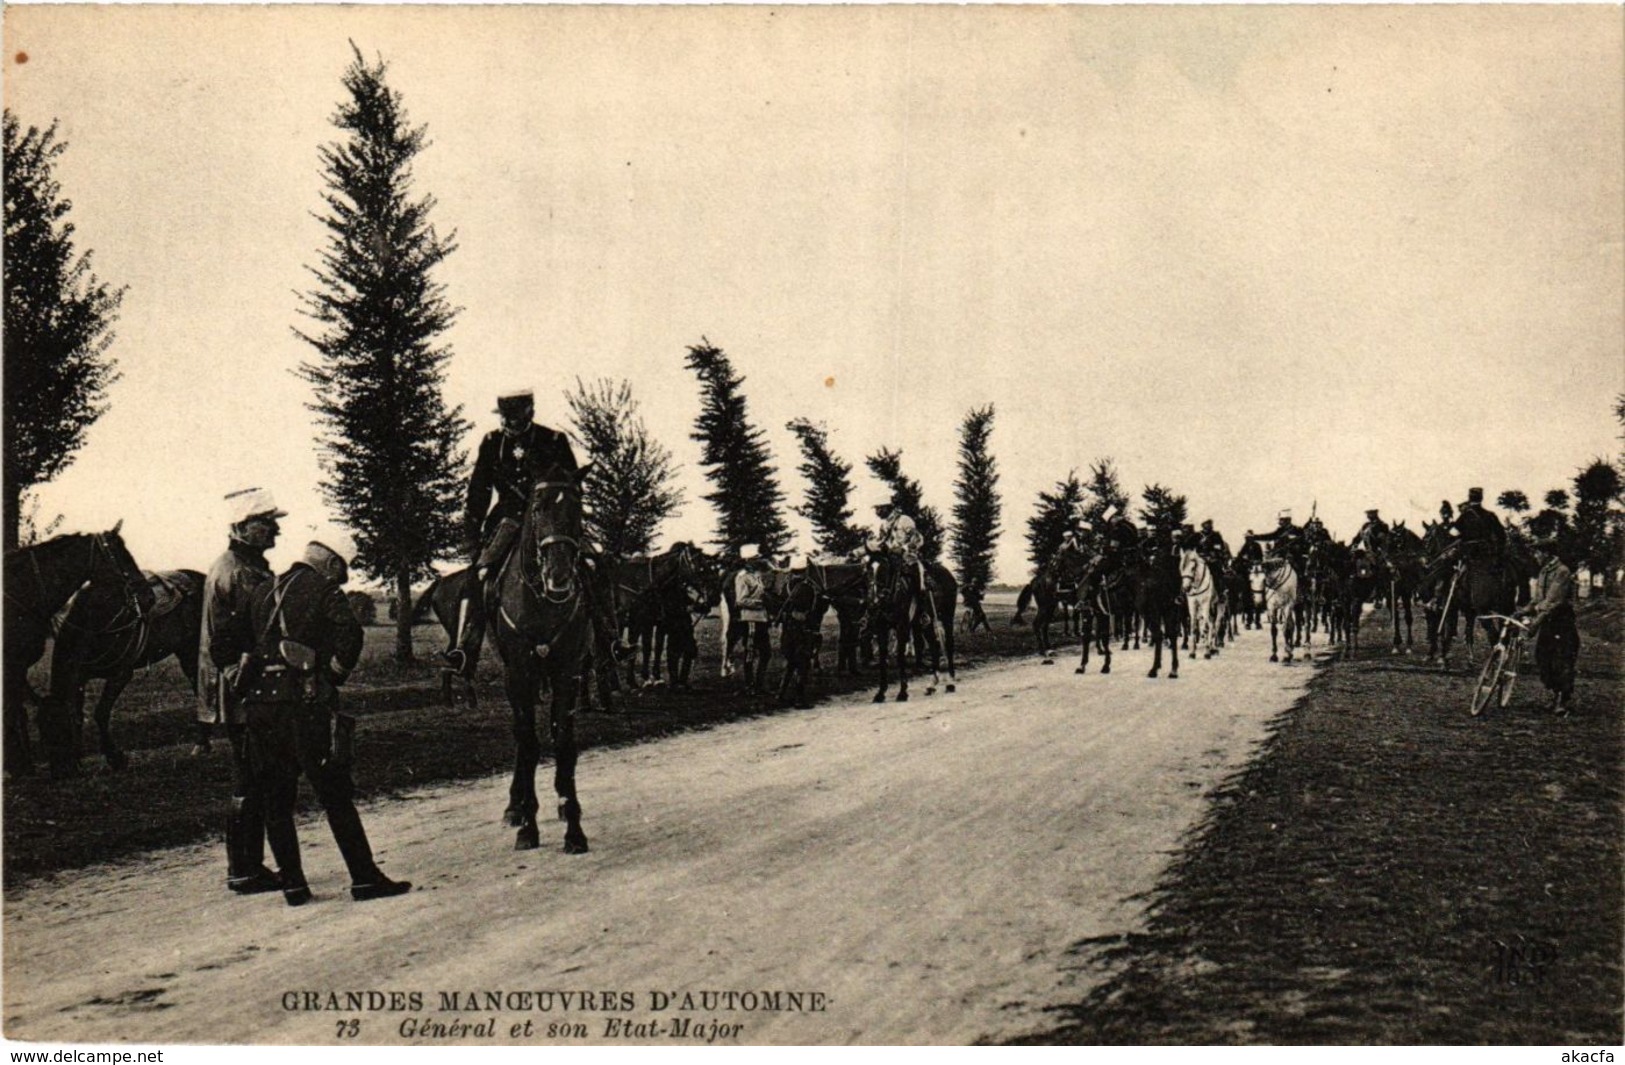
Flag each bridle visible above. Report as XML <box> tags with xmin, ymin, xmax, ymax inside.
<box><xmin>522</xmin><ymin>479</ymin><xmax>583</xmax><ymax>607</ymax></box>
<box><xmin>1180</xmin><ymin>550</ymin><xmax>1214</xmax><ymax>598</ymax></box>
<box><xmin>7</xmin><ymin>532</ymin><xmax>148</xmax><ymax>631</ymax></box>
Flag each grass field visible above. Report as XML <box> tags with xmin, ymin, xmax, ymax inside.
<box><xmin>1018</xmin><ymin>600</ymin><xmax>1623</xmax><ymax>1045</ymax></box>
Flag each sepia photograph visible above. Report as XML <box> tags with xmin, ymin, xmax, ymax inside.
<box><xmin>2</xmin><ymin>2</ymin><xmax>1621</xmax><ymax>1049</ymax></box>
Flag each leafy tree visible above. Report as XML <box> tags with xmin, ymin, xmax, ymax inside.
<box><xmin>1496</xmin><ymin>490</ymin><xmax>1530</xmax><ymax>514</ymax></box>
<box><xmin>1026</xmin><ymin>471</ymin><xmax>1084</xmax><ymax>573</ymax></box>
<box><xmin>1080</xmin><ymin>457</ymin><xmax>1130</xmax><ymax>527</ymax></box>
<box><xmin>567</xmin><ymin>377</ymin><xmax>683</xmax><ymax>559</ymax></box>
<box><xmin>296</xmin><ymin>46</ymin><xmax>470</xmax><ymax>662</ymax></box>
<box><xmin>685</xmin><ymin>338</ymin><xmax>790</xmax><ymax>557</ymax></box>
<box><xmin>1544</xmin><ymin>489</ymin><xmax>1570</xmax><ymax>513</ymax></box>
<box><xmin>1138</xmin><ymin>483</ymin><xmax>1189</xmax><ymax>531</ymax></box>
<box><xmin>866</xmin><ymin>447</ymin><xmax>944</xmax><ymax>563</ymax></box>
<box><xmin>1572</xmin><ymin>458</ymin><xmax>1624</xmax><ymax>585</ymax></box>
<box><xmin>786</xmin><ymin>418</ymin><xmax>867</xmax><ymax>557</ymax></box>
<box><xmin>950</xmin><ymin>404</ymin><xmax>1000</xmax><ymax>608</ymax></box>
<box><xmin>3</xmin><ymin>110</ymin><xmax>126</xmax><ymax>551</ymax></box>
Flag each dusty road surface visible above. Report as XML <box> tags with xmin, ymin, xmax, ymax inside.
<box><xmin>5</xmin><ymin>636</ymin><xmax>1317</xmax><ymax>1046</ymax></box>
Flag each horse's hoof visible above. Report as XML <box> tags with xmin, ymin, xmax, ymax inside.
<box><xmin>924</xmin><ymin>686</ymin><xmax>936</xmax><ymax>696</ymax></box>
<box><xmin>1269</xmin><ymin>654</ymin><xmax>1279</xmax><ymax>662</ymax></box>
<box><xmin>1041</xmin><ymin>658</ymin><xmax>1054</xmax><ymax>666</ymax></box>
<box><xmin>502</xmin><ymin>806</ymin><xmax>524</xmax><ymax>828</ymax></box>
<box><xmin>895</xmin><ymin>692</ymin><xmax>909</xmax><ymax>703</ymax></box>
<box><xmin>515</xmin><ymin>827</ymin><xmax>540</xmax><ymax>851</ymax></box>
<box><xmin>563</xmin><ymin>836</ymin><xmax>590</xmax><ymax>855</ymax></box>
<box><xmin>1146</xmin><ymin>670</ymin><xmax>1158</xmax><ymax>679</ymax></box>
<box><xmin>1169</xmin><ymin>674</ymin><xmax>1179</xmax><ymax>680</ymax></box>
<box><xmin>1074</xmin><ymin>667</ymin><xmax>1086</xmax><ymax>675</ymax></box>
<box><xmin>872</xmin><ymin>692</ymin><xmax>886</xmax><ymax>704</ymax></box>
<box><xmin>946</xmin><ymin>683</ymin><xmax>956</xmax><ymax>693</ymax></box>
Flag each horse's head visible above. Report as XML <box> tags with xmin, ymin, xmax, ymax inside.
<box><xmin>1354</xmin><ymin>551</ymin><xmax>1381</xmax><ymax>583</ymax></box>
<box><xmin>1178</xmin><ymin>548</ymin><xmax>1204</xmax><ymax>592</ymax></box>
<box><xmin>95</xmin><ymin>524</ymin><xmax>155</xmax><ymax>618</ymax></box>
<box><xmin>523</xmin><ymin>464</ymin><xmax>591</xmax><ymax>599</ymax></box>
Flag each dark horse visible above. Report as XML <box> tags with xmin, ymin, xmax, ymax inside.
<box><xmin>867</xmin><ymin>555</ymin><xmax>958</xmax><ymax>703</ymax></box>
<box><xmin>1131</xmin><ymin>536</ymin><xmax>1183</xmax><ymax>679</ymax></box>
<box><xmin>1420</xmin><ymin>524</ymin><xmax>1529</xmax><ymax>671</ymax></box>
<box><xmin>1075</xmin><ymin>553</ymin><xmax>1135</xmax><ymax>676</ymax></box>
<box><xmin>613</xmin><ymin>543</ymin><xmax>705</xmax><ymax>690</ymax></box>
<box><xmin>492</xmin><ymin>464</ymin><xmax>595</xmax><ymax>853</ymax></box>
<box><xmin>1379</xmin><ymin>522</ymin><xmax>1427</xmax><ymax>653</ymax></box>
<box><xmin>48</xmin><ymin>569</ymin><xmax>204</xmax><ymax>772</ymax></box>
<box><xmin>417</xmin><ymin>568</ymin><xmax>482</xmax><ymax>707</ymax></box>
<box><xmin>5</xmin><ymin>527</ymin><xmax>154</xmax><ymax>777</ymax></box>
<box><xmin>1012</xmin><ymin>541</ymin><xmax>1091</xmax><ymax>664</ymax></box>
<box><xmin>798</xmin><ymin>561</ymin><xmax>871</xmax><ymax>676</ymax></box>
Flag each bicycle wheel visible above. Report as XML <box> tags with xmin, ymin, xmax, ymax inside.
<box><xmin>1472</xmin><ymin>644</ymin><xmax>1507</xmax><ymax>717</ymax></box>
<box><xmin>1498</xmin><ymin>638</ymin><xmax>1522</xmax><ymax>708</ymax></box>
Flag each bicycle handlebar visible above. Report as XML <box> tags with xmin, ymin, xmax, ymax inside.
<box><xmin>1481</xmin><ymin>612</ymin><xmax>1529</xmax><ymax>629</ymax></box>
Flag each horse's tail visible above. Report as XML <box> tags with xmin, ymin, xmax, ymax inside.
<box><xmin>1012</xmin><ymin>582</ymin><xmax>1033</xmax><ymax>626</ymax></box>
<box><xmin>412</xmin><ymin>577</ymin><xmax>444</xmax><ymax>624</ymax></box>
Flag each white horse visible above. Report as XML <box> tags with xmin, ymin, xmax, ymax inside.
<box><xmin>1178</xmin><ymin>548</ymin><xmax>1221</xmax><ymax>660</ymax></box>
<box><xmin>1250</xmin><ymin>555</ymin><xmax>1299</xmax><ymax>664</ymax></box>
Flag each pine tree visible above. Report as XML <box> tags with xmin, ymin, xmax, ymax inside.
<box><xmin>1139</xmin><ymin>483</ymin><xmax>1189</xmax><ymax>531</ymax></box>
<box><xmin>866</xmin><ymin>447</ymin><xmax>944</xmax><ymax>563</ymax></box>
<box><xmin>685</xmin><ymin>339</ymin><xmax>791</xmax><ymax>557</ymax></box>
<box><xmin>950</xmin><ymin>404</ymin><xmax>1000</xmax><ymax>608</ymax></box>
<box><xmin>3</xmin><ymin>110</ymin><xmax>125</xmax><ymax>551</ymax></box>
<box><xmin>566</xmin><ymin>378</ymin><xmax>683</xmax><ymax>559</ymax></box>
<box><xmin>296</xmin><ymin>46</ymin><xmax>470</xmax><ymax>662</ymax></box>
<box><xmin>1496</xmin><ymin>490</ymin><xmax>1530</xmax><ymax>516</ymax></box>
<box><xmin>786</xmin><ymin>418</ymin><xmax>867</xmax><ymax>557</ymax></box>
<box><xmin>1080</xmin><ymin>457</ymin><xmax>1130</xmax><ymax>527</ymax></box>
<box><xmin>1572</xmin><ymin>459</ymin><xmax>1623</xmax><ymax>585</ymax></box>
<box><xmin>1025</xmin><ymin>471</ymin><xmax>1084</xmax><ymax>573</ymax></box>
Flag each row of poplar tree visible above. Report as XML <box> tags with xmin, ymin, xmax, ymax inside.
<box><xmin>9</xmin><ymin>47</ymin><xmax>1624</xmax><ymax>664</ymax></box>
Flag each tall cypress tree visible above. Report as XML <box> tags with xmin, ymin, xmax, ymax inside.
<box><xmin>1080</xmin><ymin>457</ymin><xmax>1130</xmax><ymax>528</ymax></box>
<box><xmin>685</xmin><ymin>339</ymin><xmax>790</xmax><ymax>557</ymax></box>
<box><xmin>296</xmin><ymin>46</ymin><xmax>470</xmax><ymax>662</ymax></box>
<box><xmin>3</xmin><ymin>110</ymin><xmax>125</xmax><ymax>551</ymax></box>
<box><xmin>950</xmin><ymin>404</ymin><xmax>1000</xmax><ymax>606</ymax></box>
<box><xmin>786</xmin><ymin>418</ymin><xmax>867</xmax><ymax>557</ymax></box>
<box><xmin>1026</xmin><ymin>471</ymin><xmax>1084</xmax><ymax>573</ymax></box>
<box><xmin>1139</xmin><ymin>483</ymin><xmax>1189</xmax><ymax>532</ymax></box>
<box><xmin>867</xmin><ymin>447</ymin><xmax>944</xmax><ymax>563</ymax></box>
<box><xmin>566</xmin><ymin>377</ymin><xmax>683</xmax><ymax>559</ymax></box>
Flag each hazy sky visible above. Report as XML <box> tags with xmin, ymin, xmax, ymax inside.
<box><xmin>5</xmin><ymin>5</ymin><xmax>1622</xmax><ymax>582</ymax></box>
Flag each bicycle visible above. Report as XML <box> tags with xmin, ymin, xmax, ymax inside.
<box><xmin>1470</xmin><ymin>613</ymin><xmax>1530</xmax><ymax>717</ymax></box>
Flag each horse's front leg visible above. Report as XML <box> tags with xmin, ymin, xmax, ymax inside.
<box><xmin>94</xmin><ymin>669</ymin><xmax>134</xmax><ymax>772</ymax></box>
<box><xmin>550</xmin><ymin>659</ymin><xmax>589</xmax><ymax>854</ymax></box>
<box><xmin>872</xmin><ymin>624</ymin><xmax>891</xmax><ymax>703</ymax></box>
<box><xmin>4</xmin><ymin>670</ymin><xmax>35</xmax><ymax>777</ymax></box>
<box><xmin>1167</xmin><ymin>616</ymin><xmax>1181</xmax><ymax>678</ymax></box>
<box><xmin>1147</xmin><ymin>622</ymin><xmax>1162</xmax><ymax>678</ymax></box>
<box><xmin>893</xmin><ymin>622</ymin><xmax>911</xmax><ymax>702</ymax></box>
<box><xmin>1076</xmin><ymin>616</ymin><xmax>1092</xmax><ymax>674</ymax></box>
<box><xmin>504</xmin><ymin>664</ymin><xmax>543</xmax><ymax>849</ymax></box>
<box><xmin>1270</xmin><ymin>617</ymin><xmax>1280</xmax><ymax>662</ymax></box>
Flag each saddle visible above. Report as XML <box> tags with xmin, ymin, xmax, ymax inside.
<box><xmin>144</xmin><ymin>570</ymin><xmax>199</xmax><ymax>620</ymax></box>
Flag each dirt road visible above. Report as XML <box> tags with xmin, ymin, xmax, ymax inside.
<box><xmin>4</xmin><ymin>635</ymin><xmax>1317</xmax><ymax>1046</ymax></box>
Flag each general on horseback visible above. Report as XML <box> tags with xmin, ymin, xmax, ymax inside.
<box><xmin>439</xmin><ymin>390</ymin><xmax>629</xmax><ymax>704</ymax></box>
<box><xmin>1419</xmin><ymin>487</ymin><xmax>1524</xmax><ymax>667</ymax></box>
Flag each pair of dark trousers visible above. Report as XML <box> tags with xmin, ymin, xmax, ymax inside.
<box><xmin>1534</xmin><ymin>604</ymin><xmax>1578</xmax><ymax>698</ymax></box>
<box><xmin>225</xmin><ymin>721</ymin><xmax>267</xmax><ymax>880</ymax></box>
<box><xmin>245</xmin><ymin>699</ymin><xmax>377</xmax><ymax>887</ymax></box>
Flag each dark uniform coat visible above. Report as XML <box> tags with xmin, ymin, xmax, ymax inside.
<box><xmin>199</xmin><ymin>542</ymin><xmax>273</xmax><ymax>727</ymax></box>
<box><xmin>466</xmin><ymin>423</ymin><xmax>580</xmax><ymax>555</ymax></box>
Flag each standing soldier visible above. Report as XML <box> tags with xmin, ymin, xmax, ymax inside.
<box><xmin>444</xmin><ymin>390</ymin><xmax>627</xmax><ymax>692</ymax></box>
<box><xmin>238</xmin><ymin>543</ymin><xmax>411</xmax><ymax>904</ymax></box>
<box><xmin>1518</xmin><ymin>537</ymin><xmax>1579</xmax><ymax>715</ymax></box>
<box><xmin>200</xmin><ymin>488</ymin><xmax>285</xmax><ymax>896</ymax></box>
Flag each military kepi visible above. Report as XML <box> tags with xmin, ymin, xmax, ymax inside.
<box><xmin>495</xmin><ymin>389</ymin><xmax>534</xmax><ymax>415</ymax></box>
<box><xmin>223</xmin><ymin>487</ymin><xmax>287</xmax><ymax>525</ymax></box>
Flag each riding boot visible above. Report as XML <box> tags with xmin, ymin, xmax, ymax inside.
<box><xmin>225</xmin><ymin>796</ymin><xmax>279</xmax><ymax>894</ymax></box>
<box><xmin>442</xmin><ymin>573</ymin><xmax>485</xmax><ymax>678</ymax></box>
